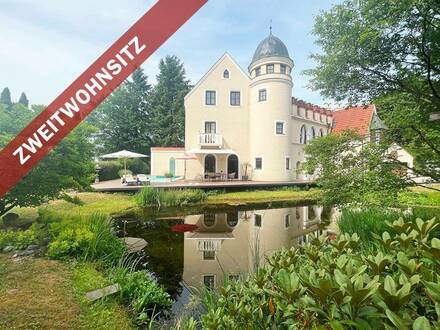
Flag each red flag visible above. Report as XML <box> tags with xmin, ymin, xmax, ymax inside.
<box><xmin>0</xmin><ymin>0</ymin><xmax>207</xmax><ymax>197</ymax></box>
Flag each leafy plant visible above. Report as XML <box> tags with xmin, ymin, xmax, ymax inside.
<box><xmin>191</xmin><ymin>217</ymin><xmax>440</xmax><ymax>329</ymax></box>
<box><xmin>134</xmin><ymin>187</ymin><xmax>207</xmax><ymax>208</ymax></box>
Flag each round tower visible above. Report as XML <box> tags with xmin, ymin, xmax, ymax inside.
<box><xmin>248</xmin><ymin>33</ymin><xmax>294</xmax><ymax>181</ymax></box>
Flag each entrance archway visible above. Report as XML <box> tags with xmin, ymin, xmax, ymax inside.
<box><xmin>204</xmin><ymin>154</ymin><xmax>216</xmax><ymax>174</ymax></box>
<box><xmin>227</xmin><ymin>154</ymin><xmax>239</xmax><ymax>179</ymax></box>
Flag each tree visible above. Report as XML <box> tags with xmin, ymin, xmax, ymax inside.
<box><xmin>18</xmin><ymin>92</ymin><xmax>29</xmax><ymax>107</ymax></box>
<box><xmin>303</xmin><ymin>130</ymin><xmax>409</xmax><ymax>207</ymax></box>
<box><xmin>149</xmin><ymin>55</ymin><xmax>191</xmax><ymax>147</ymax></box>
<box><xmin>0</xmin><ymin>87</ymin><xmax>12</xmax><ymax>107</ymax></box>
<box><xmin>89</xmin><ymin>68</ymin><xmax>152</xmax><ymax>155</ymax></box>
<box><xmin>0</xmin><ymin>104</ymin><xmax>96</xmax><ymax>217</ymax></box>
<box><xmin>306</xmin><ymin>0</ymin><xmax>440</xmax><ymax>179</ymax></box>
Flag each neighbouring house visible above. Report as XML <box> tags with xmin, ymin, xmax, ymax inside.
<box><xmin>151</xmin><ymin>32</ymin><xmax>414</xmax><ymax>182</ymax></box>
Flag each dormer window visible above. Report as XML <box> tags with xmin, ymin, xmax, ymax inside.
<box><xmin>223</xmin><ymin>69</ymin><xmax>230</xmax><ymax>79</ymax></box>
<box><xmin>266</xmin><ymin>64</ymin><xmax>274</xmax><ymax>74</ymax></box>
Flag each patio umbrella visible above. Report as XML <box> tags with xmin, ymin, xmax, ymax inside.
<box><xmin>100</xmin><ymin>150</ymin><xmax>149</xmax><ymax>172</ymax></box>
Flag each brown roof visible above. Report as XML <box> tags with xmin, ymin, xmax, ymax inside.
<box><xmin>331</xmin><ymin>104</ymin><xmax>375</xmax><ymax>136</ymax></box>
<box><xmin>291</xmin><ymin>97</ymin><xmax>332</xmax><ymax>117</ymax></box>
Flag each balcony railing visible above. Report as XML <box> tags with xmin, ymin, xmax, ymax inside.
<box><xmin>197</xmin><ymin>240</ymin><xmax>222</xmax><ymax>251</ymax></box>
<box><xmin>198</xmin><ymin>133</ymin><xmax>223</xmax><ymax>147</ymax></box>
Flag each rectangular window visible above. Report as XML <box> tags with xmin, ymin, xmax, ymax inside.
<box><xmin>254</xmin><ymin>214</ymin><xmax>262</xmax><ymax>227</ymax></box>
<box><xmin>285</xmin><ymin>157</ymin><xmax>291</xmax><ymax>170</ymax></box>
<box><xmin>280</xmin><ymin>64</ymin><xmax>287</xmax><ymax>74</ymax></box>
<box><xmin>284</xmin><ymin>214</ymin><xmax>291</xmax><ymax>228</ymax></box>
<box><xmin>255</xmin><ymin>157</ymin><xmax>263</xmax><ymax>170</ymax></box>
<box><xmin>266</xmin><ymin>64</ymin><xmax>274</xmax><ymax>74</ymax></box>
<box><xmin>203</xmin><ymin>275</ymin><xmax>215</xmax><ymax>290</ymax></box>
<box><xmin>203</xmin><ymin>251</ymin><xmax>216</xmax><ymax>260</ymax></box>
<box><xmin>258</xmin><ymin>89</ymin><xmax>267</xmax><ymax>102</ymax></box>
<box><xmin>230</xmin><ymin>91</ymin><xmax>240</xmax><ymax>106</ymax></box>
<box><xmin>205</xmin><ymin>90</ymin><xmax>216</xmax><ymax>105</ymax></box>
<box><xmin>205</xmin><ymin>121</ymin><xmax>216</xmax><ymax>134</ymax></box>
<box><xmin>276</xmin><ymin>121</ymin><xmax>285</xmax><ymax>135</ymax></box>
<box><xmin>255</xmin><ymin>67</ymin><xmax>261</xmax><ymax>76</ymax></box>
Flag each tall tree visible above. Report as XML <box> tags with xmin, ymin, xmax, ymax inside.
<box><xmin>18</xmin><ymin>92</ymin><xmax>29</xmax><ymax>107</ymax></box>
<box><xmin>306</xmin><ymin>0</ymin><xmax>440</xmax><ymax>180</ymax></box>
<box><xmin>0</xmin><ymin>87</ymin><xmax>12</xmax><ymax>107</ymax></box>
<box><xmin>89</xmin><ymin>68</ymin><xmax>152</xmax><ymax>155</ymax></box>
<box><xmin>0</xmin><ymin>104</ymin><xmax>96</xmax><ymax>217</ymax></box>
<box><xmin>149</xmin><ymin>55</ymin><xmax>191</xmax><ymax>147</ymax></box>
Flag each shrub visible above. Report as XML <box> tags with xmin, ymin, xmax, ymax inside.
<box><xmin>134</xmin><ymin>187</ymin><xmax>207</xmax><ymax>208</ymax></box>
<box><xmin>98</xmin><ymin>159</ymin><xmax>149</xmax><ymax>181</ymax></box>
<box><xmin>45</xmin><ymin>213</ymin><xmax>126</xmax><ymax>264</ymax></box>
<box><xmin>0</xmin><ymin>224</ymin><xmax>41</xmax><ymax>250</ymax></box>
<box><xmin>60</xmin><ymin>193</ymin><xmax>84</xmax><ymax>206</ymax></box>
<box><xmin>339</xmin><ymin>207</ymin><xmax>439</xmax><ymax>249</ymax></box>
<box><xmin>111</xmin><ymin>262</ymin><xmax>172</xmax><ymax>325</ymax></box>
<box><xmin>118</xmin><ymin>169</ymin><xmax>133</xmax><ymax>178</ymax></box>
<box><xmin>196</xmin><ymin>217</ymin><xmax>440</xmax><ymax>329</ymax></box>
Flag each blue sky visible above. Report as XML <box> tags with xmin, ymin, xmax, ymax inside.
<box><xmin>0</xmin><ymin>0</ymin><xmax>342</xmax><ymax>107</ymax></box>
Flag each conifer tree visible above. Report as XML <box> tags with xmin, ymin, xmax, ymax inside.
<box><xmin>18</xmin><ymin>92</ymin><xmax>29</xmax><ymax>107</ymax></box>
<box><xmin>0</xmin><ymin>87</ymin><xmax>12</xmax><ymax>107</ymax></box>
<box><xmin>149</xmin><ymin>55</ymin><xmax>191</xmax><ymax>147</ymax></box>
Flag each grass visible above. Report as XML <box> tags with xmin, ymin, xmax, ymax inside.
<box><xmin>207</xmin><ymin>187</ymin><xmax>321</xmax><ymax>204</ymax></box>
<box><xmin>0</xmin><ymin>254</ymin><xmax>134</xmax><ymax>329</ymax></box>
<box><xmin>135</xmin><ymin>187</ymin><xmax>207</xmax><ymax>208</ymax></box>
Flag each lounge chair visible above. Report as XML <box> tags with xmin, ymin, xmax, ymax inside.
<box><xmin>124</xmin><ymin>175</ymin><xmax>138</xmax><ymax>186</ymax></box>
<box><xmin>137</xmin><ymin>174</ymin><xmax>150</xmax><ymax>185</ymax></box>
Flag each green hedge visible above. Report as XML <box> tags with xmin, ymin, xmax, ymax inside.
<box><xmin>98</xmin><ymin>159</ymin><xmax>149</xmax><ymax>181</ymax></box>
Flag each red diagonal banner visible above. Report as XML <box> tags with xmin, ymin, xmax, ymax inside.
<box><xmin>0</xmin><ymin>0</ymin><xmax>208</xmax><ymax>198</ymax></box>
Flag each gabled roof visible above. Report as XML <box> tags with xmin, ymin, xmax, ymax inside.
<box><xmin>331</xmin><ymin>104</ymin><xmax>376</xmax><ymax>136</ymax></box>
<box><xmin>184</xmin><ymin>52</ymin><xmax>250</xmax><ymax>100</ymax></box>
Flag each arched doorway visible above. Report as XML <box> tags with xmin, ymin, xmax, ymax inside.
<box><xmin>169</xmin><ymin>157</ymin><xmax>176</xmax><ymax>176</ymax></box>
<box><xmin>204</xmin><ymin>154</ymin><xmax>216</xmax><ymax>174</ymax></box>
<box><xmin>227</xmin><ymin>154</ymin><xmax>239</xmax><ymax>179</ymax></box>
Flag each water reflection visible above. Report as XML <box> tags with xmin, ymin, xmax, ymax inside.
<box><xmin>117</xmin><ymin>205</ymin><xmax>332</xmax><ymax>311</ymax></box>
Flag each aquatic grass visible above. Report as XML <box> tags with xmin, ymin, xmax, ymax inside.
<box><xmin>134</xmin><ymin>187</ymin><xmax>207</xmax><ymax>208</ymax></box>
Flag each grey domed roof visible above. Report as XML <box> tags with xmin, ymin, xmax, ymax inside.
<box><xmin>251</xmin><ymin>33</ymin><xmax>290</xmax><ymax>64</ymax></box>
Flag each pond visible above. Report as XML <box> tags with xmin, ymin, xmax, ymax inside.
<box><xmin>113</xmin><ymin>203</ymin><xmax>336</xmax><ymax>314</ymax></box>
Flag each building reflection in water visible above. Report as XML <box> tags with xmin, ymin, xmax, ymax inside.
<box><xmin>181</xmin><ymin>206</ymin><xmax>328</xmax><ymax>292</ymax></box>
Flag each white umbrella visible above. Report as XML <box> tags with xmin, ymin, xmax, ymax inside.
<box><xmin>100</xmin><ymin>150</ymin><xmax>149</xmax><ymax>172</ymax></box>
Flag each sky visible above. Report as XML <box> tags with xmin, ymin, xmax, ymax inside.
<box><xmin>0</xmin><ymin>0</ymin><xmax>342</xmax><ymax>107</ymax></box>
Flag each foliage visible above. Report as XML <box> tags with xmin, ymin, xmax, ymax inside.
<box><xmin>111</xmin><ymin>260</ymin><xmax>172</xmax><ymax>325</ymax></box>
<box><xmin>149</xmin><ymin>55</ymin><xmax>191</xmax><ymax>147</ymax></box>
<box><xmin>88</xmin><ymin>68</ymin><xmax>152</xmax><ymax>155</ymax></box>
<box><xmin>0</xmin><ymin>224</ymin><xmax>40</xmax><ymax>250</ymax></box>
<box><xmin>338</xmin><ymin>208</ymin><xmax>440</xmax><ymax>249</ymax></box>
<box><xmin>18</xmin><ymin>92</ymin><xmax>29</xmax><ymax>107</ymax></box>
<box><xmin>197</xmin><ymin>217</ymin><xmax>440</xmax><ymax>329</ymax></box>
<box><xmin>45</xmin><ymin>212</ymin><xmax>126</xmax><ymax>264</ymax></box>
<box><xmin>0</xmin><ymin>103</ymin><xmax>96</xmax><ymax>217</ymax></box>
<box><xmin>399</xmin><ymin>190</ymin><xmax>440</xmax><ymax>207</ymax></box>
<box><xmin>304</xmin><ymin>130</ymin><xmax>408</xmax><ymax>207</ymax></box>
<box><xmin>306</xmin><ymin>0</ymin><xmax>440</xmax><ymax>180</ymax></box>
<box><xmin>60</xmin><ymin>193</ymin><xmax>84</xmax><ymax>206</ymax></box>
<box><xmin>0</xmin><ymin>87</ymin><xmax>12</xmax><ymax>107</ymax></box>
<box><xmin>118</xmin><ymin>169</ymin><xmax>133</xmax><ymax>178</ymax></box>
<box><xmin>98</xmin><ymin>159</ymin><xmax>149</xmax><ymax>181</ymax></box>
<box><xmin>135</xmin><ymin>187</ymin><xmax>207</xmax><ymax>208</ymax></box>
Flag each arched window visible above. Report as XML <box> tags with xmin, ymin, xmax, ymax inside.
<box><xmin>300</xmin><ymin>125</ymin><xmax>307</xmax><ymax>144</ymax></box>
<box><xmin>309</xmin><ymin>127</ymin><xmax>316</xmax><ymax>140</ymax></box>
<box><xmin>319</xmin><ymin>128</ymin><xmax>324</xmax><ymax>137</ymax></box>
<box><xmin>223</xmin><ymin>69</ymin><xmax>230</xmax><ymax>79</ymax></box>
<box><xmin>169</xmin><ymin>157</ymin><xmax>176</xmax><ymax>176</ymax></box>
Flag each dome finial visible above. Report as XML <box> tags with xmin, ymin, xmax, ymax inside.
<box><xmin>269</xmin><ymin>19</ymin><xmax>273</xmax><ymax>35</ymax></box>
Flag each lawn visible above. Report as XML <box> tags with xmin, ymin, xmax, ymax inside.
<box><xmin>0</xmin><ymin>254</ymin><xmax>134</xmax><ymax>329</ymax></box>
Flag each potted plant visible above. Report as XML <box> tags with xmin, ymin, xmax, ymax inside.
<box><xmin>164</xmin><ymin>172</ymin><xmax>174</xmax><ymax>182</ymax></box>
<box><xmin>241</xmin><ymin>162</ymin><xmax>251</xmax><ymax>181</ymax></box>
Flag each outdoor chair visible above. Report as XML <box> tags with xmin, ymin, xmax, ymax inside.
<box><xmin>206</xmin><ymin>173</ymin><xmax>216</xmax><ymax>181</ymax></box>
<box><xmin>136</xmin><ymin>174</ymin><xmax>150</xmax><ymax>185</ymax></box>
<box><xmin>124</xmin><ymin>175</ymin><xmax>138</xmax><ymax>186</ymax></box>
<box><xmin>228</xmin><ymin>172</ymin><xmax>236</xmax><ymax>180</ymax></box>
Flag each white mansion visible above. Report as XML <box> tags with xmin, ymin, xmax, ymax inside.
<box><xmin>150</xmin><ymin>33</ymin><xmax>413</xmax><ymax>181</ymax></box>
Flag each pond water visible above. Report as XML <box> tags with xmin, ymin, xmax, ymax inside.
<box><xmin>114</xmin><ymin>203</ymin><xmax>335</xmax><ymax>314</ymax></box>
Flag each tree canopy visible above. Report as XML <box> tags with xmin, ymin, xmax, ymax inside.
<box><xmin>0</xmin><ymin>103</ymin><xmax>96</xmax><ymax>217</ymax></box>
<box><xmin>18</xmin><ymin>92</ymin><xmax>29</xmax><ymax>107</ymax></box>
<box><xmin>0</xmin><ymin>87</ymin><xmax>12</xmax><ymax>107</ymax></box>
<box><xmin>303</xmin><ymin>130</ymin><xmax>409</xmax><ymax>207</ymax></box>
<box><xmin>306</xmin><ymin>0</ymin><xmax>440</xmax><ymax>180</ymax></box>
